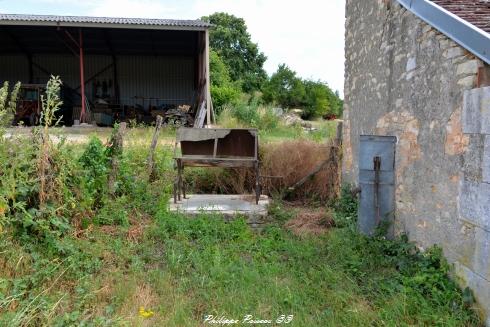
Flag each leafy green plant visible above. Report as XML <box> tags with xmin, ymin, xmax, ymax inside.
<box><xmin>0</xmin><ymin>81</ymin><xmax>20</xmax><ymax>131</ymax></box>
<box><xmin>79</xmin><ymin>136</ymin><xmax>109</xmax><ymax>208</ymax></box>
<box><xmin>332</xmin><ymin>185</ymin><xmax>358</xmax><ymax>228</ymax></box>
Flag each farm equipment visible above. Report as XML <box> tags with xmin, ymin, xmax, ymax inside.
<box><xmin>14</xmin><ymin>84</ymin><xmax>45</xmax><ymax>126</ymax></box>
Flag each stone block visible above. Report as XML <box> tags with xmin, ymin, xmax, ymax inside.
<box><xmin>484</xmin><ymin>136</ymin><xmax>490</xmax><ymax>183</ymax></box>
<box><xmin>444</xmin><ymin>46</ymin><xmax>464</xmax><ymax>59</ymax></box>
<box><xmin>458</xmin><ymin>76</ymin><xmax>476</xmax><ymax>89</ymax></box>
<box><xmin>463</xmin><ymin>87</ymin><xmax>490</xmax><ymax>134</ymax></box>
<box><xmin>463</xmin><ymin>134</ymin><xmax>483</xmax><ymax>182</ymax></box>
<box><xmin>457</xmin><ymin>60</ymin><xmax>479</xmax><ymax>76</ymax></box>
<box><xmin>406</xmin><ymin>57</ymin><xmax>417</xmax><ymax>72</ymax></box>
<box><xmin>454</xmin><ymin>262</ymin><xmax>490</xmax><ymax>326</ymax></box>
<box><xmin>473</xmin><ymin>227</ymin><xmax>490</xmax><ymax>281</ymax></box>
<box><xmin>459</xmin><ymin>180</ymin><xmax>490</xmax><ymax>231</ymax></box>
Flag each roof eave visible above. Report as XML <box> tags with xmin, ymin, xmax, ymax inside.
<box><xmin>0</xmin><ymin>19</ymin><xmax>210</xmax><ymax>31</ymax></box>
<box><xmin>397</xmin><ymin>0</ymin><xmax>490</xmax><ymax>65</ymax></box>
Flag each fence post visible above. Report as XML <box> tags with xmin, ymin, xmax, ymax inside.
<box><xmin>147</xmin><ymin>115</ymin><xmax>163</xmax><ymax>178</ymax></box>
<box><xmin>108</xmin><ymin>122</ymin><xmax>126</xmax><ymax>196</ymax></box>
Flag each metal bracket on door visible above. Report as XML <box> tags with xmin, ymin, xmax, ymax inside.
<box><xmin>373</xmin><ymin>156</ymin><xmax>381</xmax><ymax>226</ymax></box>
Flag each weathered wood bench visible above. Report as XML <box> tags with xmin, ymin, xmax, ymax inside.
<box><xmin>173</xmin><ymin>127</ymin><xmax>261</xmax><ymax>204</ymax></box>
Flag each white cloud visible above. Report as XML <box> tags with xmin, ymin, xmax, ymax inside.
<box><xmin>88</xmin><ymin>0</ymin><xmax>178</xmax><ymax>18</ymax></box>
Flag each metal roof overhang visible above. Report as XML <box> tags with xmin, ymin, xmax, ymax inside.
<box><xmin>397</xmin><ymin>0</ymin><xmax>490</xmax><ymax>65</ymax></box>
<box><xmin>0</xmin><ymin>14</ymin><xmax>210</xmax><ymax>31</ymax></box>
<box><xmin>0</xmin><ymin>20</ymin><xmax>209</xmax><ymax>32</ymax></box>
<box><xmin>0</xmin><ymin>25</ymin><xmax>201</xmax><ymax>56</ymax></box>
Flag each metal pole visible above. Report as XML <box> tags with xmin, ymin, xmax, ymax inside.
<box><xmin>373</xmin><ymin>156</ymin><xmax>381</xmax><ymax>226</ymax></box>
<box><xmin>79</xmin><ymin>28</ymin><xmax>86</xmax><ymax>123</ymax></box>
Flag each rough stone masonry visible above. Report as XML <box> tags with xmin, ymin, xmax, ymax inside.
<box><xmin>343</xmin><ymin>0</ymin><xmax>490</xmax><ymax>323</ymax></box>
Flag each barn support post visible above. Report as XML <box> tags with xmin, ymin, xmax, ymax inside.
<box><xmin>205</xmin><ymin>29</ymin><xmax>211</xmax><ymax>126</ymax></box>
<box><xmin>79</xmin><ymin>28</ymin><xmax>86</xmax><ymax>123</ymax></box>
<box><xmin>112</xmin><ymin>55</ymin><xmax>120</xmax><ymax>104</ymax></box>
<box><xmin>27</xmin><ymin>54</ymin><xmax>33</xmax><ymax>83</ymax></box>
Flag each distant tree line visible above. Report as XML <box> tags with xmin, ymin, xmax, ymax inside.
<box><xmin>202</xmin><ymin>12</ymin><xmax>343</xmax><ymax>119</ymax></box>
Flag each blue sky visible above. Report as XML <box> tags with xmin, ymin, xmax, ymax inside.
<box><xmin>0</xmin><ymin>0</ymin><xmax>345</xmax><ymax>96</ymax></box>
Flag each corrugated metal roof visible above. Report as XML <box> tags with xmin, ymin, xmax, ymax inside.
<box><xmin>0</xmin><ymin>13</ymin><xmax>211</xmax><ymax>29</ymax></box>
<box><xmin>431</xmin><ymin>0</ymin><xmax>490</xmax><ymax>33</ymax></box>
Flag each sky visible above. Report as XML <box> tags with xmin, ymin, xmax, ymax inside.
<box><xmin>0</xmin><ymin>0</ymin><xmax>346</xmax><ymax>96</ymax></box>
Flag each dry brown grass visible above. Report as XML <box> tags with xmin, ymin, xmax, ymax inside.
<box><xmin>187</xmin><ymin>139</ymin><xmax>341</xmax><ymax>202</ymax></box>
<box><xmin>119</xmin><ymin>282</ymin><xmax>159</xmax><ymax>326</ymax></box>
<box><xmin>260</xmin><ymin>140</ymin><xmax>340</xmax><ymax>201</ymax></box>
<box><xmin>284</xmin><ymin>206</ymin><xmax>336</xmax><ymax>236</ymax></box>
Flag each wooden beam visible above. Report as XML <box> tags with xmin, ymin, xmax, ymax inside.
<box><xmin>103</xmin><ymin>30</ymin><xmax>120</xmax><ymax>103</ymax></box>
<box><xmin>205</xmin><ymin>29</ymin><xmax>211</xmax><ymax>126</ymax></box>
<box><xmin>73</xmin><ymin>63</ymin><xmax>113</xmax><ymax>91</ymax></box>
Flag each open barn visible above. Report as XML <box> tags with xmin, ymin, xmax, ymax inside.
<box><xmin>0</xmin><ymin>14</ymin><xmax>212</xmax><ymax>126</ymax></box>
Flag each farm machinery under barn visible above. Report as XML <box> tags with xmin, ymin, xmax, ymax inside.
<box><xmin>13</xmin><ymin>84</ymin><xmax>45</xmax><ymax>126</ymax></box>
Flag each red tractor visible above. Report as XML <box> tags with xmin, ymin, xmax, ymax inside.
<box><xmin>13</xmin><ymin>84</ymin><xmax>45</xmax><ymax>126</ymax></box>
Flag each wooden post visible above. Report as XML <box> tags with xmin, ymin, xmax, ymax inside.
<box><xmin>286</xmin><ymin>121</ymin><xmax>344</xmax><ymax>200</ymax></box>
<box><xmin>147</xmin><ymin>115</ymin><xmax>163</xmax><ymax>177</ymax></box>
<box><xmin>108</xmin><ymin>122</ymin><xmax>126</xmax><ymax>196</ymax></box>
<box><xmin>335</xmin><ymin>121</ymin><xmax>343</xmax><ymax>147</ymax></box>
<box><xmin>205</xmin><ymin>29</ymin><xmax>211</xmax><ymax>127</ymax></box>
<box><xmin>331</xmin><ymin>121</ymin><xmax>343</xmax><ymax>198</ymax></box>
<box><xmin>79</xmin><ymin>28</ymin><xmax>86</xmax><ymax>123</ymax></box>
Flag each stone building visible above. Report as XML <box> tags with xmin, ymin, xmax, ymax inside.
<box><xmin>343</xmin><ymin>0</ymin><xmax>490</xmax><ymax>323</ymax></box>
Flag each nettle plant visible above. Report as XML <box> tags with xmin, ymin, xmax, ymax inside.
<box><xmin>1</xmin><ymin>76</ymin><xmax>80</xmax><ymax>245</ymax></box>
<box><xmin>0</xmin><ymin>81</ymin><xmax>21</xmax><ymax>232</ymax></box>
<box><xmin>0</xmin><ymin>81</ymin><xmax>20</xmax><ymax>134</ymax></box>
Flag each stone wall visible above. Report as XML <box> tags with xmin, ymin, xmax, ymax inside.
<box><xmin>343</xmin><ymin>0</ymin><xmax>490</xmax><ymax>323</ymax></box>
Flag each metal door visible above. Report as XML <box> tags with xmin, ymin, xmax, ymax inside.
<box><xmin>358</xmin><ymin>135</ymin><xmax>396</xmax><ymax>237</ymax></box>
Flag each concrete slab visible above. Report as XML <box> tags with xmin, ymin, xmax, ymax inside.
<box><xmin>169</xmin><ymin>194</ymin><xmax>270</xmax><ymax>227</ymax></box>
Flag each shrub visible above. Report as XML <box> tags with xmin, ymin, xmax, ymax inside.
<box><xmin>218</xmin><ymin>98</ymin><xmax>281</xmax><ymax>132</ymax></box>
<box><xmin>79</xmin><ymin>136</ymin><xmax>109</xmax><ymax>208</ymax></box>
<box><xmin>0</xmin><ymin>81</ymin><xmax>20</xmax><ymax>130</ymax></box>
<box><xmin>211</xmin><ymin>85</ymin><xmax>240</xmax><ymax>112</ymax></box>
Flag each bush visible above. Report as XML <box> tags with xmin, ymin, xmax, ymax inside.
<box><xmin>79</xmin><ymin>136</ymin><xmax>109</xmax><ymax>208</ymax></box>
<box><xmin>262</xmin><ymin>64</ymin><xmax>343</xmax><ymax>119</ymax></box>
<box><xmin>218</xmin><ymin>98</ymin><xmax>280</xmax><ymax>132</ymax></box>
<box><xmin>209</xmin><ymin>49</ymin><xmax>242</xmax><ymax>114</ymax></box>
<box><xmin>211</xmin><ymin>85</ymin><xmax>240</xmax><ymax>112</ymax></box>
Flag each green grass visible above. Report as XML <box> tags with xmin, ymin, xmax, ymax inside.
<box><xmin>0</xmin><ymin>127</ymin><xmax>482</xmax><ymax>326</ymax></box>
<box><xmin>0</xmin><ymin>198</ymin><xmax>481</xmax><ymax>326</ymax></box>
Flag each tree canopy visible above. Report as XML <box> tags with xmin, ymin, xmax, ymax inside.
<box><xmin>263</xmin><ymin>64</ymin><xmax>343</xmax><ymax>119</ymax></box>
<box><xmin>202</xmin><ymin>12</ymin><xmax>267</xmax><ymax>92</ymax></box>
<box><xmin>204</xmin><ymin>12</ymin><xmax>343</xmax><ymax>119</ymax></box>
<box><xmin>209</xmin><ymin>49</ymin><xmax>240</xmax><ymax>111</ymax></box>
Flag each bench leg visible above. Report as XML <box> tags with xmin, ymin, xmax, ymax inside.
<box><xmin>177</xmin><ymin>160</ymin><xmax>182</xmax><ymax>202</ymax></box>
<box><xmin>173</xmin><ymin>160</ymin><xmax>178</xmax><ymax>203</ymax></box>
<box><xmin>173</xmin><ymin>181</ymin><xmax>177</xmax><ymax>203</ymax></box>
<box><xmin>182</xmin><ymin>166</ymin><xmax>186</xmax><ymax>199</ymax></box>
<box><xmin>255</xmin><ymin>162</ymin><xmax>260</xmax><ymax>204</ymax></box>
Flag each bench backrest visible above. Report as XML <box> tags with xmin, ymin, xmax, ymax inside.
<box><xmin>176</xmin><ymin>128</ymin><xmax>258</xmax><ymax>159</ymax></box>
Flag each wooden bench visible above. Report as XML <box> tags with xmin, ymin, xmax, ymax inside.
<box><xmin>173</xmin><ymin>127</ymin><xmax>261</xmax><ymax>204</ymax></box>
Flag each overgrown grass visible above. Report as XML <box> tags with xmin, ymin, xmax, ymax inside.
<box><xmin>0</xmin><ymin>191</ymin><xmax>481</xmax><ymax>326</ymax></box>
<box><xmin>217</xmin><ymin>100</ymin><xmax>337</xmax><ymax>143</ymax></box>
<box><xmin>0</xmin><ymin>82</ymin><xmax>482</xmax><ymax>325</ymax></box>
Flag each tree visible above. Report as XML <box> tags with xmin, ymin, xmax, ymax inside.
<box><xmin>263</xmin><ymin>65</ymin><xmax>343</xmax><ymax>119</ymax></box>
<box><xmin>209</xmin><ymin>50</ymin><xmax>240</xmax><ymax>112</ymax></box>
<box><xmin>262</xmin><ymin>64</ymin><xmax>305</xmax><ymax>108</ymax></box>
<box><xmin>302</xmin><ymin>80</ymin><xmax>343</xmax><ymax>119</ymax></box>
<box><xmin>202</xmin><ymin>12</ymin><xmax>267</xmax><ymax>92</ymax></box>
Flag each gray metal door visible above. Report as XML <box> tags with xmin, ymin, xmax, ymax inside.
<box><xmin>358</xmin><ymin>135</ymin><xmax>396</xmax><ymax>237</ymax></box>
